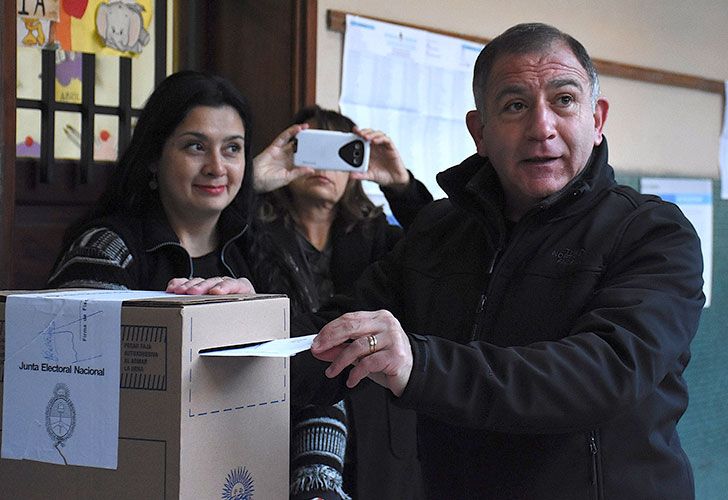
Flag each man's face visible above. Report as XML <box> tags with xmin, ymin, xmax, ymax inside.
<box><xmin>466</xmin><ymin>42</ymin><xmax>608</xmax><ymax>220</ymax></box>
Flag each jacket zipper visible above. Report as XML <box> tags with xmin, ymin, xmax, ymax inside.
<box><xmin>470</xmin><ymin>211</ymin><xmax>543</xmax><ymax>342</ymax></box>
<box><xmin>589</xmin><ymin>430</ymin><xmax>602</xmax><ymax>500</ymax></box>
<box><xmin>219</xmin><ymin>224</ymin><xmax>248</xmax><ymax>277</ymax></box>
<box><xmin>469</xmin><ymin>250</ymin><xmax>500</xmax><ymax>341</ymax></box>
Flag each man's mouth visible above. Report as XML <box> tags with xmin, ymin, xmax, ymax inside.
<box><xmin>522</xmin><ymin>156</ymin><xmax>560</xmax><ymax>165</ymax></box>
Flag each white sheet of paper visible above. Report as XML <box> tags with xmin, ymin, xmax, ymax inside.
<box><xmin>339</xmin><ymin>15</ymin><xmax>484</xmax><ymax>206</ymax></box>
<box><xmin>1</xmin><ymin>290</ymin><xmax>171</xmax><ymax>468</ymax></box>
<box><xmin>720</xmin><ymin>81</ymin><xmax>728</xmax><ymax>200</ymax></box>
<box><xmin>200</xmin><ymin>334</ymin><xmax>317</xmax><ymax>358</ymax></box>
<box><xmin>640</xmin><ymin>178</ymin><xmax>713</xmax><ymax>308</ymax></box>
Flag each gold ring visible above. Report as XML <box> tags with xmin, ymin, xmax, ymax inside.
<box><xmin>367</xmin><ymin>334</ymin><xmax>377</xmax><ymax>354</ymax></box>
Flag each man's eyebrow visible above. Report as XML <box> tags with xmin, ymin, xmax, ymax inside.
<box><xmin>493</xmin><ymin>78</ymin><xmax>585</xmax><ymax>102</ymax></box>
<box><xmin>548</xmin><ymin>77</ymin><xmax>584</xmax><ymax>92</ymax></box>
<box><xmin>494</xmin><ymin>84</ymin><xmax>527</xmax><ymax>102</ymax></box>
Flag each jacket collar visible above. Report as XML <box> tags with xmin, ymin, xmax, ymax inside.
<box><xmin>437</xmin><ymin>138</ymin><xmax>615</xmax><ymax>225</ymax></box>
<box><xmin>143</xmin><ymin>203</ymin><xmax>249</xmax><ymax>253</ymax></box>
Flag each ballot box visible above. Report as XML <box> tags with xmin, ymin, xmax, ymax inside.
<box><xmin>0</xmin><ymin>290</ymin><xmax>290</xmax><ymax>499</ymax></box>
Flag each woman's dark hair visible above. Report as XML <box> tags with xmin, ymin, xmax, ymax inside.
<box><xmin>66</xmin><ymin>70</ymin><xmax>254</xmax><ymax>240</ymax></box>
<box><xmin>258</xmin><ymin>105</ymin><xmax>382</xmax><ymax>232</ymax></box>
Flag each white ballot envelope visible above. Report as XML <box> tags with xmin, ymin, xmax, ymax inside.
<box><xmin>199</xmin><ymin>334</ymin><xmax>316</xmax><ymax>357</ymax></box>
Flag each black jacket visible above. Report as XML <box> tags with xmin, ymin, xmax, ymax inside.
<box><xmin>294</xmin><ymin>139</ymin><xmax>705</xmax><ymax>499</ymax></box>
<box><xmin>48</xmin><ymin>205</ymin><xmax>252</xmax><ymax>290</ymax></box>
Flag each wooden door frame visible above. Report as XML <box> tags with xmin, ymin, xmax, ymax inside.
<box><xmin>1</xmin><ymin>2</ymin><xmax>17</xmax><ymax>289</ymax></box>
<box><xmin>292</xmin><ymin>0</ymin><xmax>318</xmax><ymax>112</ymax></box>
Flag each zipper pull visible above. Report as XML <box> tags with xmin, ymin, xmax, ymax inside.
<box><xmin>469</xmin><ymin>293</ymin><xmax>487</xmax><ymax>341</ymax></box>
<box><xmin>476</xmin><ymin>293</ymin><xmax>487</xmax><ymax>314</ymax></box>
<box><xmin>589</xmin><ymin>432</ymin><xmax>599</xmax><ymax>487</ymax></box>
<box><xmin>470</xmin><ymin>250</ymin><xmax>500</xmax><ymax>341</ymax></box>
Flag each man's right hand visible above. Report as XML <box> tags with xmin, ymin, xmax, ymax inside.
<box><xmin>310</xmin><ymin>310</ymin><xmax>413</xmax><ymax>397</ymax></box>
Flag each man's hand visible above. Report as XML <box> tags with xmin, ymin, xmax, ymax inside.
<box><xmin>350</xmin><ymin>128</ymin><xmax>410</xmax><ymax>191</ymax></box>
<box><xmin>310</xmin><ymin>310</ymin><xmax>413</xmax><ymax>397</ymax></box>
<box><xmin>166</xmin><ymin>277</ymin><xmax>255</xmax><ymax>295</ymax></box>
<box><xmin>253</xmin><ymin>123</ymin><xmax>315</xmax><ymax>193</ymax></box>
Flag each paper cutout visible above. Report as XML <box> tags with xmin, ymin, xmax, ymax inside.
<box><xmin>64</xmin><ymin>0</ymin><xmax>90</xmax><ymax>19</ymax></box>
<box><xmin>55</xmin><ymin>51</ymin><xmax>83</xmax><ymax>104</ymax></box>
<box><xmin>16</xmin><ymin>136</ymin><xmax>41</xmax><ymax>158</ymax></box>
<box><xmin>19</xmin><ymin>17</ymin><xmax>50</xmax><ymax>47</ymax></box>
<box><xmin>17</xmin><ymin>0</ymin><xmax>153</xmax><ymax>57</ymax></box>
<box><xmin>95</xmin><ymin>1</ymin><xmax>150</xmax><ymax>54</ymax></box>
<box><xmin>17</xmin><ymin>0</ymin><xmax>60</xmax><ymax>22</ymax></box>
<box><xmin>94</xmin><ymin>129</ymin><xmax>117</xmax><ymax>161</ymax></box>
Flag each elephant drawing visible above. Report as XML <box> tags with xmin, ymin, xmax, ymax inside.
<box><xmin>96</xmin><ymin>1</ymin><xmax>150</xmax><ymax>54</ymax></box>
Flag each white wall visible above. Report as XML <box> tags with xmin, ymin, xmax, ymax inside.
<box><xmin>315</xmin><ymin>0</ymin><xmax>728</xmax><ymax>177</ymax></box>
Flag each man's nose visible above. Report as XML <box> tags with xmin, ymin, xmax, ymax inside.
<box><xmin>526</xmin><ymin>102</ymin><xmax>557</xmax><ymax>141</ymax></box>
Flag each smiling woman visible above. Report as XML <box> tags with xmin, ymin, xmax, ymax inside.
<box><xmin>154</xmin><ymin>105</ymin><xmax>247</xmax><ymax>257</ymax></box>
<box><xmin>46</xmin><ymin>71</ymin><xmax>256</xmax><ymax>293</ymax></box>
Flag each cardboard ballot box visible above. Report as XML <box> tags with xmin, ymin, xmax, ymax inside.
<box><xmin>0</xmin><ymin>291</ymin><xmax>290</xmax><ymax>499</ymax></box>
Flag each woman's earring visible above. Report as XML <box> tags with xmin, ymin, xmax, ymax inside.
<box><xmin>149</xmin><ymin>172</ymin><xmax>158</xmax><ymax>190</ymax></box>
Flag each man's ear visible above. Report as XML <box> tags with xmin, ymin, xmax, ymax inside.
<box><xmin>593</xmin><ymin>97</ymin><xmax>609</xmax><ymax>146</ymax></box>
<box><xmin>466</xmin><ymin>110</ymin><xmax>487</xmax><ymax>157</ymax></box>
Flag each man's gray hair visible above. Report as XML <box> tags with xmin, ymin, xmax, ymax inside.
<box><xmin>473</xmin><ymin>23</ymin><xmax>600</xmax><ymax>114</ymax></box>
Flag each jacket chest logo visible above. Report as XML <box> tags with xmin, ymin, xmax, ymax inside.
<box><xmin>551</xmin><ymin>247</ymin><xmax>586</xmax><ymax>265</ymax></box>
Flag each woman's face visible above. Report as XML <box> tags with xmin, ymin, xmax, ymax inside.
<box><xmin>155</xmin><ymin>105</ymin><xmax>246</xmax><ymax>225</ymax></box>
<box><xmin>288</xmin><ymin>120</ymin><xmax>351</xmax><ymax>208</ymax></box>
<box><xmin>288</xmin><ymin>168</ymin><xmax>350</xmax><ymax>208</ymax></box>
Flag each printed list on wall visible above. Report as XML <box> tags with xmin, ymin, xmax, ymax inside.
<box><xmin>339</xmin><ymin>14</ymin><xmax>484</xmax><ymax>203</ymax></box>
<box><xmin>640</xmin><ymin>178</ymin><xmax>713</xmax><ymax>307</ymax></box>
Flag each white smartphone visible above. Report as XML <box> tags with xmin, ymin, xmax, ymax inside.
<box><xmin>293</xmin><ymin>129</ymin><xmax>370</xmax><ymax>172</ymax></box>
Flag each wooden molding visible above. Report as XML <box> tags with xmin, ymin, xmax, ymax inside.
<box><xmin>1</xmin><ymin>1</ymin><xmax>17</xmax><ymax>288</ymax></box>
<box><xmin>293</xmin><ymin>0</ymin><xmax>318</xmax><ymax>111</ymax></box>
<box><xmin>327</xmin><ymin>9</ymin><xmax>725</xmax><ymax>98</ymax></box>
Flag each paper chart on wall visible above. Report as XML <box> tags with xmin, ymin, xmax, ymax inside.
<box><xmin>1</xmin><ymin>290</ymin><xmax>171</xmax><ymax>469</ymax></box>
<box><xmin>339</xmin><ymin>15</ymin><xmax>484</xmax><ymax>207</ymax></box>
<box><xmin>719</xmin><ymin>81</ymin><xmax>728</xmax><ymax>200</ymax></box>
<box><xmin>640</xmin><ymin>178</ymin><xmax>713</xmax><ymax>308</ymax></box>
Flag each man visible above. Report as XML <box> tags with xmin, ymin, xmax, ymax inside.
<box><xmin>297</xmin><ymin>23</ymin><xmax>705</xmax><ymax>499</ymax></box>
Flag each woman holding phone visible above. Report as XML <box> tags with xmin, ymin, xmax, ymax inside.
<box><xmin>250</xmin><ymin>105</ymin><xmax>431</xmax><ymax>500</ymax></box>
